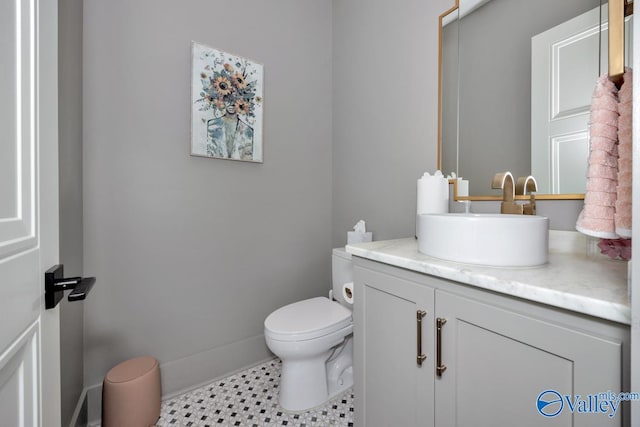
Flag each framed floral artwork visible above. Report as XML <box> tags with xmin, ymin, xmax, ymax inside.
<box><xmin>191</xmin><ymin>42</ymin><xmax>264</xmax><ymax>162</ymax></box>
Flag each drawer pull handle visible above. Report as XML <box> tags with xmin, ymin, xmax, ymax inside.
<box><xmin>417</xmin><ymin>310</ymin><xmax>427</xmax><ymax>366</ymax></box>
<box><xmin>436</xmin><ymin>317</ymin><xmax>447</xmax><ymax>376</ymax></box>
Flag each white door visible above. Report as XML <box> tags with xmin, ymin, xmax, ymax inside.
<box><xmin>0</xmin><ymin>0</ymin><xmax>60</xmax><ymax>425</ymax></box>
<box><xmin>531</xmin><ymin>4</ymin><xmax>633</xmax><ymax>194</ymax></box>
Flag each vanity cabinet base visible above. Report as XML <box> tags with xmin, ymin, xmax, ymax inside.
<box><xmin>436</xmin><ymin>291</ymin><xmax>624</xmax><ymax>427</ymax></box>
<box><xmin>353</xmin><ymin>258</ymin><xmax>630</xmax><ymax>427</ymax></box>
<box><xmin>353</xmin><ymin>265</ymin><xmax>434</xmax><ymax>427</ymax></box>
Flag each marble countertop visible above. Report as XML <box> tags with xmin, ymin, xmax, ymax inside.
<box><xmin>346</xmin><ymin>236</ymin><xmax>630</xmax><ymax>325</ymax></box>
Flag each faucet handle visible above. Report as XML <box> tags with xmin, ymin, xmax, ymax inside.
<box><xmin>516</xmin><ymin>176</ymin><xmax>538</xmax><ymax>195</ymax></box>
<box><xmin>516</xmin><ymin>176</ymin><xmax>538</xmax><ymax>215</ymax></box>
<box><xmin>491</xmin><ymin>172</ymin><xmax>523</xmax><ymax>214</ymax></box>
<box><xmin>491</xmin><ymin>172</ymin><xmax>513</xmax><ymax>190</ymax></box>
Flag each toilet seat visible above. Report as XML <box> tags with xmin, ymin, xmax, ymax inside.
<box><xmin>264</xmin><ymin>297</ymin><xmax>352</xmax><ymax>342</ymax></box>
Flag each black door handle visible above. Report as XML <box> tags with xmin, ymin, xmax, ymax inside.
<box><xmin>45</xmin><ymin>264</ymin><xmax>96</xmax><ymax>309</ymax></box>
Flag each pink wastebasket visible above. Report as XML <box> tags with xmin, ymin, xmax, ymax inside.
<box><xmin>102</xmin><ymin>356</ymin><xmax>161</xmax><ymax>427</ymax></box>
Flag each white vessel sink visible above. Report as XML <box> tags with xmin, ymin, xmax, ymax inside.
<box><xmin>417</xmin><ymin>213</ymin><xmax>549</xmax><ymax>267</ymax></box>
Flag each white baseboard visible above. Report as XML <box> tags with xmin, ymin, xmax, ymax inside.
<box><xmin>68</xmin><ymin>386</ymin><xmax>87</xmax><ymax>426</ymax></box>
<box><xmin>84</xmin><ymin>333</ymin><xmax>272</xmax><ymax>425</ymax></box>
<box><xmin>85</xmin><ymin>385</ymin><xmax>102</xmax><ymax>427</ymax></box>
<box><xmin>161</xmin><ymin>354</ymin><xmax>276</xmax><ymax>402</ymax></box>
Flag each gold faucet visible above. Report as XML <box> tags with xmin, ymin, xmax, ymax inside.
<box><xmin>492</xmin><ymin>172</ymin><xmax>523</xmax><ymax>214</ymax></box>
<box><xmin>516</xmin><ymin>176</ymin><xmax>538</xmax><ymax>215</ymax></box>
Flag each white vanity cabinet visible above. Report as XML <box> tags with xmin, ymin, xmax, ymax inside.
<box><xmin>353</xmin><ymin>257</ymin><xmax>630</xmax><ymax>427</ymax></box>
<box><xmin>435</xmin><ymin>290</ymin><xmax>626</xmax><ymax>427</ymax></box>
<box><xmin>353</xmin><ymin>264</ymin><xmax>435</xmax><ymax>427</ymax></box>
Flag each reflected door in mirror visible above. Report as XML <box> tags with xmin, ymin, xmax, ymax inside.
<box><xmin>531</xmin><ymin>4</ymin><xmax>633</xmax><ymax>194</ymax></box>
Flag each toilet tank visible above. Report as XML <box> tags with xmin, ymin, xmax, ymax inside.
<box><xmin>332</xmin><ymin>248</ymin><xmax>353</xmax><ymax>305</ymax></box>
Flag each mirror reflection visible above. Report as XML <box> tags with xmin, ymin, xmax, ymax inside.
<box><xmin>440</xmin><ymin>0</ymin><xmax>633</xmax><ymax>197</ymax></box>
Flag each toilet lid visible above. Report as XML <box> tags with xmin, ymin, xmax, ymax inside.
<box><xmin>264</xmin><ymin>297</ymin><xmax>352</xmax><ymax>341</ymax></box>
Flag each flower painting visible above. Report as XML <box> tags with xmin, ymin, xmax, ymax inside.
<box><xmin>191</xmin><ymin>42</ymin><xmax>264</xmax><ymax>162</ymax></box>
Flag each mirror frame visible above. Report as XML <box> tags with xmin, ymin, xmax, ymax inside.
<box><xmin>437</xmin><ymin>0</ymin><xmax>627</xmax><ymax>201</ymax></box>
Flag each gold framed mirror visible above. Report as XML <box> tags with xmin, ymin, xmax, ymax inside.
<box><xmin>438</xmin><ymin>0</ymin><xmax>631</xmax><ymax>201</ymax></box>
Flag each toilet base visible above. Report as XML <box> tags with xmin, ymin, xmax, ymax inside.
<box><xmin>279</xmin><ymin>354</ymin><xmax>330</xmax><ymax>412</ymax></box>
<box><xmin>278</xmin><ymin>364</ymin><xmax>353</xmax><ymax>414</ymax></box>
<box><xmin>277</xmin><ymin>335</ymin><xmax>353</xmax><ymax>413</ymax></box>
<box><xmin>326</xmin><ymin>335</ymin><xmax>353</xmax><ymax>397</ymax></box>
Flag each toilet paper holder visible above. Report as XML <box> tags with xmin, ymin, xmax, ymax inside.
<box><xmin>44</xmin><ymin>264</ymin><xmax>96</xmax><ymax>309</ymax></box>
<box><xmin>342</xmin><ymin>282</ymin><xmax>354</xmax><ymax>305</ymax></box>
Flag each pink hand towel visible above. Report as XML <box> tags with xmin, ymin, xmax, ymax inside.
<box><xmin>590</xmin><ymin>137</ymin><xmax>619</xmax><ymax>155</ymax></box>
<box><xmin>584</xmin><ymin>191</ymin><xmax>617</xmax><ymax>207</ymax></box>
<box><xmin>586</xmin><ymin>177</ymin><xmax>618</xmax><ymax>193</ymax></box>
<box><xmin>589</xmin><ymin>91</ymin><xmax>619</xmax><ymax>112</ymax></box>
<box><xmin>615</xmin><ymin>69</ymin><xmax>633</xmax><ymax>238</ymax></box>
<box><xmin>588</xmin><ymin>150</ymin><xmax>618</xmax><ymax>168</ymax></box>
<box><xmin>589</xmin><ymin>123</ymin><xmax>619</xmax><ymax>140</ymax></box>
<box><xmin>586</xmin><ymin>164</ymin><xmax>619</xmax><ymax>180</ymax></box>
<box><xmin>589</xmin><ymin>109</ymin><xmax>619</xmax><ymax>127</ymax></box>
<box><xmin>576</xmin><ymin>74</ymin><xmax>619</xmax><ymax>238</ymax></box>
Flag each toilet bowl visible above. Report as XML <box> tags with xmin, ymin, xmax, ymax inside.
<box><xmin>264</xmin><ymin>248</ymin><xmax>354</xmax><ymax>412</ymax></box>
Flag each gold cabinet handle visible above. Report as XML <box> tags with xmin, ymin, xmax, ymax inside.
<box><xmin>417</xmin><ymin>310</ymin><xmax>427</xmax><ymax>366</ymax></box>
<box><xmin>436</xmin><ymin>317</ymin><xmax>447</xmax><ymax>376</ymax></box>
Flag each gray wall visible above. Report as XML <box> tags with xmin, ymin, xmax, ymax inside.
<box><xmin>332</xmin><ymin>0</ymin><xmax>454</xmax><ymax>245</ymax></box>
<box><xmin>332</xmin><ymin>0</ymin><xmax>585</xmax><ymax>242</ymax></box>
<box><xmin>58</xmin><ymin>0</ymin><xmax>84</xmax><ymax>424</ymax></box>
<box><xmin>77</xmin><ymin>0</ymin><xmax>588</xmax><ymax>412</ymax></box>
<box><xmin>83</xmin><ymin>0</ymin><xmax>333</xmax><ymax>393</ymax></box>
<box><xmin>453</xmin><ymin>0</ymin><xmax>599</xmax><ymax>195</ymax></box>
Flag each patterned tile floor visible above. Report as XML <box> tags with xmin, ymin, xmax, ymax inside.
<box><xmin>157</xmin><ymin>359</ymin><xmax>354</xmax><ymax>426</ymax></box>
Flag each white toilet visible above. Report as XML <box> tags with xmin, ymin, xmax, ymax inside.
<box><xmin>264</xmin><ymin>248</ymin><xmax>354</xmax><ymax>412</ymax></box>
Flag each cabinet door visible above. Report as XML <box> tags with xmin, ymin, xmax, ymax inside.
<box><xmin>353</xmin><ymin>265</ymin><xmax>434</xmax><ymax>427</ymax></box>
<box><xmin>435</xmin><ymin>291</ymin><xmax>623</xmax><ymax>427</ymax></box>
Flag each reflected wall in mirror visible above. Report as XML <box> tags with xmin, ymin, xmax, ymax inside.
<box><xmin>440</xmin><ymin>0</ymin><xmax>633</xmax><ymax>198</ymax></box>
